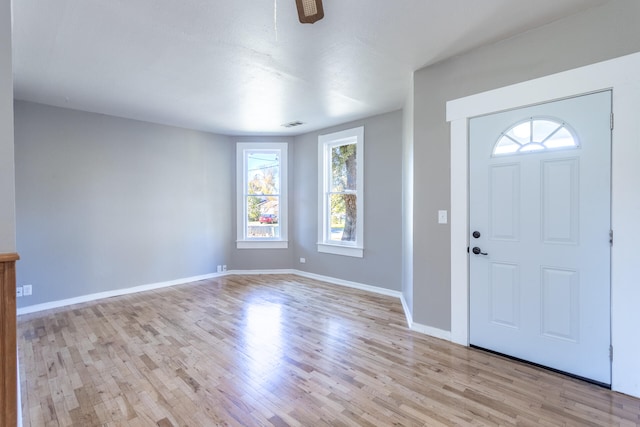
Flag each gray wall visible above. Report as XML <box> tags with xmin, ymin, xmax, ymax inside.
<box><xmin>229</xmin><ymin>136</ymin><xmax>295</xmax><ymax>270</ymax></box>
<box><xmin>0</xmin><ymin>0</ymin><xmax>15</xmax><ymax>253</ymax></box>
<box><xmin>293</xmin><ymin>110</ymin><xmax>403</xmax><ymax>291</ymax></box>
<box><xmin>14</xmin><ymin>101</ymin><xmax>233</xmax><ymax>308</ymax></box>
<box><xmin>409</xmin><ymin>0</ymin><xmax>640</xmax><ymax>330</ymax></box>
<box><xmin>14</xmin><ymin>102</ymin><xmax>404</xmax><ymax>308</ymax></box>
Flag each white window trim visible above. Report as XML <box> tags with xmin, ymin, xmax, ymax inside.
<box><xmin>236</xmin><ymin>142</ymin><xmax>288</xmax><ymax>249</ymax></box>
<box><xmin>317</xmin><ymin>126</ymin><xmax>364</xmax><ymax>258</ymax></box>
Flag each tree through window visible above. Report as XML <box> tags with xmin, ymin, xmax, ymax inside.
<box><xmin>318</xmin><ymin>127</ymin><xmax>364</xmax><ymax>258</ymax></box>
<box><xmin>330</xmin><ymin>143</ymin><xmax>357</xmax><ymax>241</ymax></box>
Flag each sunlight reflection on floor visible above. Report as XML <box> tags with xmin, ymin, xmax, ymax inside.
<box><xmin>243</xmin><ymin>301</ymin><xmax>283</xmax><ymax>390</ymax></box>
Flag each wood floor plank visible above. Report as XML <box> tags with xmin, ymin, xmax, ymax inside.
<box><xmin>18</xmin><ymin>274</ymin><xmax>640</xmax><ymax>426</ymax></box>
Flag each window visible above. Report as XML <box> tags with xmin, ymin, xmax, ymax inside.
<box><xmin>237</xmin><ymin>143</ymin><xmax>288</xmax><ymax>249</ymax></box>
<box><xmin>318</xmin><ymin>127</ymin><xmax>364</xmax><ymax>258</ymax></box>
<box><xmin>493</xmin><ymin>117</ymin><xmax>579</xmax><ymax>156</ymax></box>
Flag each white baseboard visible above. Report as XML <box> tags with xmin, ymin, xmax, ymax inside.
<box><xmin>292</xmin><ymin>270</ymin><xmax>403</xmax><ymax>299</ymax></box>
<box><xmin>399</xmin><ymin>294</ymin><xmax>451</xmax><ymax>340</ymax></box>
<box><xmin>400</xmin><ymin>294</ymin><xmax>414</xmax><ymax>328</ymax></box>
<box><xmin>227</xmin><ymin>269</ymin><xmax>295</xmax><ymax>276</ymax></box>
<box><xmin>15</xmin><ymin>268</ymin><xmax>453</xmax><ymax>343</ymax></box>
<box><xmin>410</xmin><ymin>322</ymin><xmax>452</xmax><ymax>341</ymax></box>
<box><xmin>242</xmin><ymin>269</ymin><xmax>452</xmax><ymax>341</ymax></box>
<box><xmin>227</xmin><ymin>268</ymin><xmax>403</xmax><ymax>302</ymax></box>
<box><xmin>16</xmin><ymin>272</ymin><xmax>222</xmax><ymax>316</ymax></box>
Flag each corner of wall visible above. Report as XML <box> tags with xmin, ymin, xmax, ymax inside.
<box><xmin>401</xmin><ymin>76</ymin><xmax>415</xmax><ymax>318</ymax></box>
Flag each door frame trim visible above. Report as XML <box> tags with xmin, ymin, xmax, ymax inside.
<box><xmin>447</xmin><ymin>51</ymin><xmax>640</xmax><ymax>397</ymax></box>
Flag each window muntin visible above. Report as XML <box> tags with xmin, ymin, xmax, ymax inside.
<box><xmin>493</xmin><ymin>118</ymin><xmax>578</xmax><ymax>156</ymax></box>
<box><xmin>237</xmin><ymin>143</ymin><xmax>288</xmax><ymax>249</ymax></box>
<box><xmin>318</xmin><ymin>127</ymin><xmax>364</xmax><ymax>258</ymax></box>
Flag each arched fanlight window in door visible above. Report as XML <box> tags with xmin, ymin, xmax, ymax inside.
<box><xmin>493</xmin><ymin>117</ymin><xmax>579</xmax><ymax>156</ymax></box>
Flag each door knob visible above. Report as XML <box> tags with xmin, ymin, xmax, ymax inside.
<box><xmin>472</xmin><ymin>247</ymin><xmax>488</xmax><ymax>255</ymax></box>
<box><xmin>472</xmin><ymin>231</ymin><xmax>481</xmax><ymax>238</ymax></box>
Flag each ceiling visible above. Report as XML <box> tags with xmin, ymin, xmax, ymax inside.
<box><xmin>12</xmin><ymin>0</ymin><xmax>609</xmax><ymax>136</ymax></box>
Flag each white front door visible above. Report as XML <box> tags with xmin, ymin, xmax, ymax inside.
<box><xmin>469</xmin><ymin>91</ymin><xmax>612</xmax><ymax>385</ymax></box>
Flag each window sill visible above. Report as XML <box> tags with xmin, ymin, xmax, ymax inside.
<box><xmin>317</xmin><ymin>243</ymin><xmax>363</xmax><ymax>258</ymax></box>
<box><xmin>237</xmin><ymin>240</ymin><xmax>288</xmax><ymax>249</ymax></box>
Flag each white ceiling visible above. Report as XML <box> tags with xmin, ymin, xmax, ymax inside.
<box><xmin>12</xmin><ymin>0</ymin><xmax>609</xmax><ymax>136</ymax></box>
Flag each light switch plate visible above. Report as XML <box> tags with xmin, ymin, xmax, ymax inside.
<box><xmin>438</xmin><ymin>210</ymin><xmax>448</xmax><ymax>224</ymax></box>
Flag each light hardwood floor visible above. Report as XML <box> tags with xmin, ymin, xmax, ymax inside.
<box><xmin>18</xmin><ymin>274</ymin><xmax>640</xmax><ymax>426</ymax></box>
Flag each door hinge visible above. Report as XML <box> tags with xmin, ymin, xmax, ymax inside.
<box><xmin>611</xmin><ymin>112</ymin><xmax>614</xmax><ymax>130</ymax></box>
<box><xmin>610</xmin><ymin>345</ymin><xmax>613</xmax><ymax>361</ymax></box>
<box><xmin>610</xmin><ymin>229</ymin><xmax>613</xmax><ymax>246</ymax></box>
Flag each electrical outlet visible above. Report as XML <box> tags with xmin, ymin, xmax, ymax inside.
<box><xmin>16</xmin><ymin>286</ymin><xmax>23</xmax><ymax>297</ymax></box>
<box><xmin>217</xmin><ymin>265</ymin><xmax>222</xmax><ymax>273</ymax></box>
<box><xmin>23</xmin><ymin>284</ymin><xmax>33</xmax><ymax>296</ymax></box>
<box><xmin>222</xmin><ymin>265</ymin><xmax>227</xmax><ymax>272</ymax></box>
<box><xmin>300</xmin><ymin>257</ymin><xmax>306</xmax><ymax>264</ymax></box>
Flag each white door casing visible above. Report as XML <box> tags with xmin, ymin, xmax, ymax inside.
<box><xmin>469</xmin><ymin>92</ymin><xmax>611</xmax><ymax>384</ymax></box>
<box><xmin>446</xmin><ymin>51</ymin><xmax>640</xmax><ymax>397</ymax></box>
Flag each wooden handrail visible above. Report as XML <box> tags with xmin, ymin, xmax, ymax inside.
<box><xmin>0</xmin><ymin>252</ymin><xmax>19</xmax><ymax>427</ymax></box>
<box><xmin>0</xmin><ymin>253</ymin><xmax>19</xmax><ymax>263</ymax></box>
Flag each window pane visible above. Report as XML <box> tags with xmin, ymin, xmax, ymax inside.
<box><xmin>544</xmin><ymin>127</ymin><xmax>576</xmax><ymax>149</ymax></box>
<box><xmin>331</xmin><ymin>144</ymin><xmax>357</xmax><ymax>192</ymax></box>
<box><xmin>494</xmin><ymin>118</ymin><xmax>578</xmax><ymax>156</ymax></box>
<box><xmin>247</xmin><ymin>151</ymin><xmax>280</xmax><ymax>195</ymax></box>
<box><xmin>506</xmin><ymin>122</ymin><xmax>530</xmax><ymax>144</ymax></box>
<box><xmin>520</xmin><ymin>143</ymin><xmax>545</xmax><ymax>152</ymax></box>
<box><xmin>318</xmin><ymin>126</ymin><xmax>363</xmax><ymax>255</ymax></box>
<box><xmin>247</xmin><ymin>196</ymin><xmax>279</xmax><ymax>238</ymax></box>
<box><xmin>494</xmin><ymin>136</ymin><xmax>520</xmax><ymax>155</ymax></box>
<box><xmin>329</xmin><ymin>194</ymin><xmax>356</xmax><ymax>242</ymax></box>
<box><xmin>533</xmin><ymin>120</ymin><xmax>561</xmax><ymax>142</ymax></box>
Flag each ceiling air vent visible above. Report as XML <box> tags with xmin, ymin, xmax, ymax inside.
<box><xmin>281</xmin><ymin>121</ymin><xmax>305</xmax><ymax>128</ymax></box>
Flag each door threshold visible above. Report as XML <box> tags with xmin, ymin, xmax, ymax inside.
<box><xmin>470</xmin><ymin>345</ymin><xmax>611</xmax><ymax>389</ymax></box>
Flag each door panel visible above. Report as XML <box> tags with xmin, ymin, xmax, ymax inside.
<box><xmin>490</xmin><ymin>164</ymin><xmax>520</xmax><ymax>241</ymax></box>
<box><xmin>541</xmin><ymin>158</ymin><xmax>579</xmax><ymax>244</ymax></box>
<box><xmin>489</xmin><ymin>262</ymin><xmax>520</xmax><ymax>328</ymax></box>
<box><xmin>469</xmin><ymin>91</ymin><xmax>611</xmax><ymax>385</ymax></box>
<box><xmin>541</xmin><ymin>267</ymin><xmax>579</xmax><ymax>342</ymax></box>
